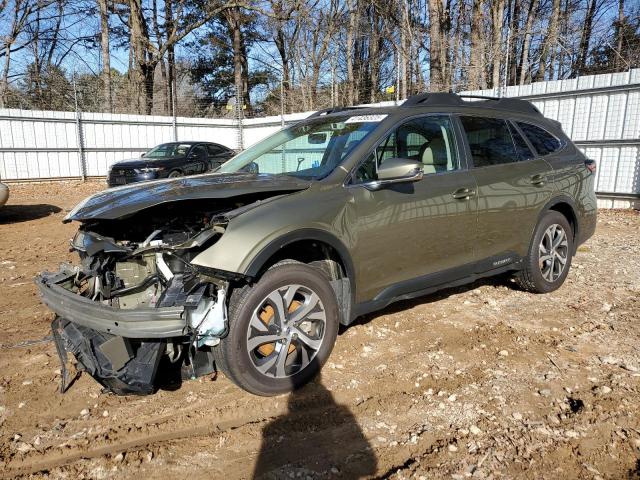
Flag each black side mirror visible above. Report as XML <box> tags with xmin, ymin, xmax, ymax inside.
<box><xmin>241</xmin><ymin>162</ymin><xmax>259</xmax><ymax>174</ymax></box>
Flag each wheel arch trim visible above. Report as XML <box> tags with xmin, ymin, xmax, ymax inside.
<box><xmin>539</xmin><ymin>195</ymin><xmax>580</xmax><ymax>252</ymax></box>
<box><xmin>244</xmin><ymin>227</ymin><xmax>357</xmax><ymax>296</ymax></box>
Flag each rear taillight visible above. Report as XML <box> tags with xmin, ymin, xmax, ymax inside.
<box><xmin>585</xmin><ymin>159</ymin><xmax>596</xmax><ymax>174</ymax></box>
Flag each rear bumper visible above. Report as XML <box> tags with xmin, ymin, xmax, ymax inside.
<box><xmin>36</xmin><ymin>270</ymin><xmax>188</xmax><ymax>338</ymax></box>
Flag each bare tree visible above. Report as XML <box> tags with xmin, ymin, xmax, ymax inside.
<box><xmin>575</xmin><ymin>0</ymin><xmax>597</xmax><ymax>75</ymax></box>
<box><xmin>490</xmin><ymin>0</ymin><xmax>505</xmax><ymax>88</ymax></box>
<box><xmin>469</xmin><ymin>0</ymin><xmax>486</xmax><ymax>90</ymax></box>
<box><xmin>535</xmin><ymin>0</ymin><xmax>561</xmax><ymax>81</ymax></box>
<box><xmin>97</xmin><ymin>0</ymin><xmax>112</xmax><ymax>112</ymax></box>
<box><xmin>519</xmin><ymin>0</ymin><xmax>539</xmax><ymax>85</ymax></box>
<box><xmin>427</xmin><ymin>0</ymin><xmax>447</xmax><ymax>91</ymax></box>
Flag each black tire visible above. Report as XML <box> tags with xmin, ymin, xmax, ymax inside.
<box><xmin>516</xmin><ymin>210</ymin><xmax>573</xmax><ymax>293</ymax></box>
<box><xmin>213</xmin><ymin>263</ymin><xmax>339</xmax><ymax>396</ymax></box>
<box><xmin>168</xmin><ymin>170</ymin><xmax>183</xmax><ymax>178</ymax></box>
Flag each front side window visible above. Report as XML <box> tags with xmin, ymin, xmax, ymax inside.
<box><xmin>219</xmin><ymin>116</ymin><xmax>382</xmax><ymax>180</ymax></box>
<box><xmin>353</xmin><ymin>115</ymin><xmax>458</xmax><ymax>183</ymax></box>
<box><xmin>460</xmin><ymin>116</ymin><xmax>518</xmax><ymax>167</ymax></box>
<box><xmin>145</xmin><ymin>143</ymin><xmax>193</xmax><ymax>159</ymax></box>
<box><xmin>517</xmin><ymin>122</ymin><xmax>562</xmax><ymax>156</ymax></box>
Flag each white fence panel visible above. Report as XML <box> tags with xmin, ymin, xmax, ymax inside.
<box><xmin>0</xmin><ymin>69</ymin><xmax>638</xmax><ymax>207</ymax></box>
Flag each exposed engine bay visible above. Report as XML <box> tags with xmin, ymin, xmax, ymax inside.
<box><xmin>38</xmin><ymin>196</ymin><xmax>272</xmax><ymax>395</ymax></box>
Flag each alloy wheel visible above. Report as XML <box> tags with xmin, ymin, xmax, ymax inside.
<box><xmin>246</xmin><ymin>284</ymin><xmax>326</xmax><ymax>378</ymax></box>
<box><xmin>539</xmin><ymin>223</ymin><xmax>569</xmax><ymax>282</ymax></box>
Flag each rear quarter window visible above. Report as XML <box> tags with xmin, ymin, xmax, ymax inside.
<box><xmin>517</xmin><ymin>122</ymin><xmax>563</xmax><ymax>156</ymax></box>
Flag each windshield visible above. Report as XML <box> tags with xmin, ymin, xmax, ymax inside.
<box><xmin>144</xmin><ymin>143</ymin><xmax>192</xmax><ymax>159</ymax></box>
<box><xmin>219</xmin><ymin>115</ymin><xmax>384</xmax><ymax>179</ymax></box>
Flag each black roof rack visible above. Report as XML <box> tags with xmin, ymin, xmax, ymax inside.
<box><xmin>307</xmin><ymin>106</ymin><xmax>365</xmax><ymax>118</ymax></box>
<box><xmin>402</xmin><ymin>92</ymin><xmax>542</xmax><ymax>116</ymax></box>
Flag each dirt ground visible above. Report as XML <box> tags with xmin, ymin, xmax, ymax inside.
<box><xmin>0</xmin><ymin>181</ymin><xmax>639</xmax><ymax>480</ymax></box>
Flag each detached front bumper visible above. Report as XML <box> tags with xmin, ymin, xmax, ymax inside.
<box><xmin>36</xmin><ymin>269</ymin><xmax>188</xmax><ymax>338</ymax></box>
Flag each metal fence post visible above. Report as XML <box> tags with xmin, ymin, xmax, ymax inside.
<box><xmin>171</xmin><ymin>83</ymin><xmax>178</xmax><ymax>141</ymax></box>
<box><xmin>235</xmin><ymin>85</ymin><xmax>244</xmax><ymax>151</ymax></box>
<box><xmin>73</xmin><ymin>77</ymin><xmax>87</xmax><ymax>181</ymax></box>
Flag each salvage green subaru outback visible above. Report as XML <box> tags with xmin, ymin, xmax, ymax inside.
<box><xmin>37</xmin><ymin>93</ymin><xmax>597</xmax><ymax>396</ymax></box>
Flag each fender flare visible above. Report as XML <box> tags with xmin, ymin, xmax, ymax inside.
<box><xmin>245</xmin><ymin>228</ymin><xmax>356</xmax><ymax>285</ymax></box>
<box><xmin>244</xmin><ymin>228</ymin><xmax>357</xmax><ymax>322</ymax></box>
<box><xmin>538</xmin><ymin>195</ymin><xmax>580</xmax><ymax>251</ymax></box>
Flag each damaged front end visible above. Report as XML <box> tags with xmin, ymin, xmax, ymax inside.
<box><xmin>37</xmin><ymin>200</ymin><xmax>245</xmax><ymax>395</ymax></box>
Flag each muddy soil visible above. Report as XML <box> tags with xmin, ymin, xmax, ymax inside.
<box><xmin>1</xmin><ymin>181</ymin><xmax>639</xmax><ymax>480</ymax></box>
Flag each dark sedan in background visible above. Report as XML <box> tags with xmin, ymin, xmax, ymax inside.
<box><xmin>107</xmin><ymin>142</ymin><xmax>235</xmax><ymax>187</ymax></box>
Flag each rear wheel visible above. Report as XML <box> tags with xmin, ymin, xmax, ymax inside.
<box><xmin>168</xmin><ymin>170</ymin><xmax>183</xmax><ymax>178</ymax></box>
<box><xmin>516</xmin><ymin>210</ymin><xmax>573</xmax><ymax>293</ymax></box>
<box><xmin>213</xmin><ymin>263</ymin><xmax>339</xmax><ymax>396</ymax></box>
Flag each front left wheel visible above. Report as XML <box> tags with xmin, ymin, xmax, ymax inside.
<box><xmin>213</xmin><ymin>263</ymin><xmax>339</xmax><ymax>396</ymax></box>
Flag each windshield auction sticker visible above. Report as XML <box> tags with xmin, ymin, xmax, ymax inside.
<box><xmin>344</xmin><ymin>114</ymin><xmax>388</xmax><ymax>124</ymax></box>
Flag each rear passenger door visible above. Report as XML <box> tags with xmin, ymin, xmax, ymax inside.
<box><xmin>207</xmin><ymin>144</ymin><xmax>234</xmax><ymax>171</ymax></box>
<box><xmin>186</xmin><ymin>144</ymin><xmax>210</xmax><ymax>173</ymax></box>
<box><xmin>458</xmin><ymin>115</ymin><xmax>554</xmax><ymax>268</ymax></box>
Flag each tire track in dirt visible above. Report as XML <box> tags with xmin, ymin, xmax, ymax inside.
<box><xmin>3</xmin><ymin>413</ymin><xmax>279</xmax><ymax>478</ymax></box>
<box><xmin>3</xmin><ymin>388</ymin><xmax>420</xmax><ymax>477</ymax></box>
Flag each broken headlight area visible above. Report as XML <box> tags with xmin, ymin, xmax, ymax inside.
<box><xmin>38</xmin><ymin>207</ymin><xmax>235</xmax><ymax>395</ymax></box>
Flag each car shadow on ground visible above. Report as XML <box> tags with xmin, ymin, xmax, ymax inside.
<box><xmin>0</xmin><ymin>204</ymin><xmax>61</xmax><ymax>224</ymax></box>
<box><xmin>344</xmin><ymin>272</ymin><xmax>516</xmax><ymax>332</ymax></box>
<box><xmin>252</xmin><ymin>375</ymin><xmax>377</xmax><ymax>479</ymax></box>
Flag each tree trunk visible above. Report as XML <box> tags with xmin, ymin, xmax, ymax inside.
<box><xmin>129</xmin><ymin>0</ymin><xmax>153</xmax><ymax>113</ymax></box>
<box><xmin>519</xmin><ymin>0</ymin><xmax>539</xmax><ymax>85</ymax></box>
<box><xmin>97</xmin><ymin>0</ymin><xmax>112</xmax><ymax>112</ymax></box>
<box><xmin>469</xmin><ymin>0</ymin><xmax>485</xmax><ymax>90</ymax></box>
<box><xmin>346</xmin><ymin>0</ymin><xmax>357</xmax><ymax>105</ymax></box>
<box><xmin>469</xmin><ymin>0</ymin><xmax>484</xmax><ymax>90</ymax></box>
<box><xmin>165</xmin><ymin>0</ymin><xmax>175</xmax><ymax>115</ymax></box>
<box><xmin>450</xmin><ymin>0</ymin><xmax>464</xmax><ymax>88</ymax></box>
<box><xmin>506</xmin><ymin>0</ymin><xmax>519</xmax><ymax>85</ymax></box>
<box><xmin>575</xmin><ymin>0</ymin><xmax>596</xmax><ymax>75</ymax></box>
<box><xmin>615</xmin><ymin>0</ymin><xmax>625</xmax><ymax>70</ymax></box>
<box><xmin>535</xmin><ymin>0</ymin><xmax>560</xmax><ymax>81</ymax></box>
<box><xmin>427</xmin><ymin>0</ymin><xmax>446</xmax><ymax>91</ymax></box>
<box><xmin>400</xmin><ymin>0</ymin><xmax>409</xmax><ymax>99</ymax></box>
<box><xmin>368</xmin><ymin>1</ymin><xmax>380</xmax><ymax>102</ymax></box>
<box><xmin>225</xmin><ymin>7</ymin><xmax>250</xmax><ymax>114</ymax></box>
<box><xmin>491</xmin><ymin>0</ymin><xmax>505</xmax><ymax>88</ymax></box>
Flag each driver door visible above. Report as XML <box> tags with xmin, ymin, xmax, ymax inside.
<box><xmin>348</xmin><ymin>115</ymin><xmax>478</xmax><ymax>303</ymax></box>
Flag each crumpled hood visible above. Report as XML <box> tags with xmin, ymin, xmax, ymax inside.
<box><xmin>65</xmin><ymin>173</ymin><xmax>311</xmax><ymax>222</ymax></box>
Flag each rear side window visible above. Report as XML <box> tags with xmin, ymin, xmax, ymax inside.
<box><xmin>460</xmin><ymin>116</ymin><xmax>518</xmax><ymax>167</ymax></box>
<box><xmin>508</xmin><ymin>122</ymin><xmax>534</xmax><ymax>161</ymax></box>
<box><xmin>517</xmin><ymin>122</ymin><xmax>562</xmax><ymax>155</ymax></box>
<box><xmin>207</xmin><ymin>144</ymin><xmax>225</xmax><ymax>155</ymax></box>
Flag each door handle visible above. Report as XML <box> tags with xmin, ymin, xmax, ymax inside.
<box><xmin>530</xmin><ymin>174</ymin><xmax>546</xmax><ymax>186</ymax></box>
<box><xmin>452</xmin><ymin>188</ymin><xmax>476</xmax><ymax>200</ymax></box>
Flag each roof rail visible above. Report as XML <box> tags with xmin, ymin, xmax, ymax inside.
<box><xmin>402</xmin><ymin>92</ymin><xmax>542</xmax><ymax>116</ymax></box>
<box><xmin>307</xmin><ymin>106</ymin><xmax>365</xmax><ymax>118</ymax></box>
<box><xmin>458</xmin><ymin>94</ymin><xmax>500</xmax><ymax>101</ymax></box>
<box><xmin>402</xmin><ymin>92</ymin><xmax>464</xmax><ymax>107</ymax></box>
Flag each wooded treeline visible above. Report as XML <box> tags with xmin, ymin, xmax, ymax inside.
<box><xmin>0</xmin><ymin>0</ymin><xmax>638</xmax><ymax>116</ymax></box>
